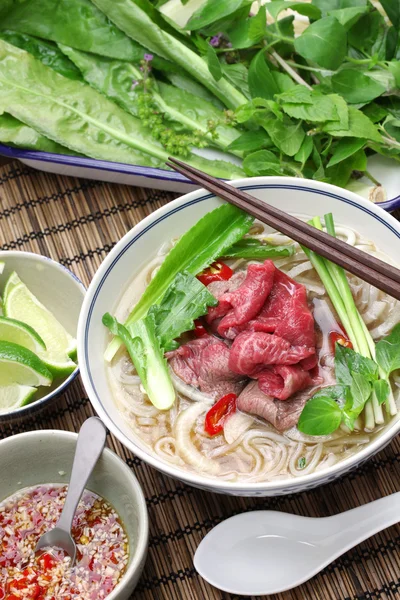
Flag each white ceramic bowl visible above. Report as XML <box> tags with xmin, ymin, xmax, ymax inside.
<box><xmin>78</xmin><ymin>177</ymin><xmax>400</xmax><ymax>497</ymax></box>
<box><xmin>0</xmin><ymin>251</ymin><xmax>85</xmax><ymax>422</ymax></box>
<box><xmin>0</xmin><ymin>429</ymin><xmax>148</xmax><ymax>599</ymax></box>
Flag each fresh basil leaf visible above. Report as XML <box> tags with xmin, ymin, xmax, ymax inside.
<box><xmin>312</xmin><ymin>0</ymin><xmax>368</xmax><ymax>18</ymax></box>
<box><xmin>298</xmin><ymin>396</ymin><xmax>342</xmax><ymax>436</ymax></box>
<box><xmin>102</xmin><ymin>313</ymin><xmax>176</xmax><ymax>409</ymax></box>
<box><xmin>226</xmin><ymin>129</ymin><xmax>272</xmax><ymax>153</ymax></box>
<box><xmin>362</xmin><ymin>102</ymin><xmax>389</xmax><ymax>123</ymax></box>
<box><xmin>327</xmin><ymin>137</ymin><xmax>366</xmax><ymax>167</ymax></box>
<box><xmin>326</xmin><ymin>150</ymin><xmax>366</xmax><ymax>187</ymax></box>
<box><xmin>328</xmin><ymin>94</ymin><xmax>349</xmax><ymax>129</ymax></box>
<box><xmin>294</xmin><ymin>135</ymin><xmax>314</xmax><ymax>165</ymax></box>
<box><xmin>223</xmin><ymin>239</ymin><xmax>295</xmax><ymax>259</ymax></box>
<box><xmin>373</xmin><ymin>379</ymin><xmax>390</xmax><ymax>406</ymax></box>
<box><xmin>243</xmin><ymin>150</ymin><xmax>282</xmax><ymax>176</ymax></box>
<box><xmin>386</xmin><ymin>26</ymin><xmax>399</xmax><ymax>60</ymax></box>
<box><xmin>227</xmin><ymin>5</ymin><xmax>266</xmax><ymax>49</ymax></box>
<box><xmin>349</xmin><ymin>372</ymin><xmax>372</xmax><ymax>417</ymax></box>
<box><xmin>380</xmin><ymin>0</ymin><xmax>400</xmax><ymax>29</ymax></box>
<box><xmin>294</xmin><ymin>16</ymin><xmax>347</xmax><ymax>70</ymax></box>
<box><xmin>389</xmin><ymin>60</ymin><xmax>400</xmax><ymax>88</ymax></box>
<box><xmin>267</xmin><ymin>1</ymin><xmax>321</xmax><ymax>21</ymax></box>
<box><xmin>149</xmin><ymin>271</ymin><xmax>217</xmax><ymax>351</ymax></box>
<box><xmin>327</xmin><ymin>6</ymin><xmax>369</xmax><ymax>30</ymax></box>
<box><xmin>335</xmin><ymin>344</ymin><xmax>379</xmax><ymax>385</ymax></box>
<box><xmin>383</xmin><ymin>115</ymin><xmax>400</xmax><ymax>142</ymax></box>
<box><xmin>221</xmin><ymin>63</ymin><xmax>251</xmax><ymax>100</ymax></box>
<box><xmin>206</xmin><ymin>45</ymin><xmax>222</xmax><ymax>81</ymax></box>
<box><xmin>311</xmin><ymin>384</ymin><xmax>349</xmax><ymax>405</ymax></box>
<box><xmin>263</xmin><ymin>116</ymin><xmax>305</xmax><ymax>156</ymax></box>
<box><xmin>348</xmin><ymin>11</ymin><xmax>387</xmax><ymax>59</ymax></box>
<box><xmin>375</xmin><ymin>323</ymin><xmax>400</xmax><ymax>378</ymax></box>
<box><xmin>185</xmin><ymin>0</ymin><xmax>249</xmax><ymax>31</ymax></box>
<box><xmin>280</xmin><ymin>92</ymin><xmax>339</xmax><ymax>122</ymax></box>
<box><xmin>331</xmin><ymin>69</ymin><xmax>386</xmax><ymax>103</ymax></box>
<box><xmin>323</xmin><ymin>107</ymin><xmax>383</xmax><ymax>143</ymax></box>
<box><xmin>0</xmin><ymin>30</ymin><xmax>83</xmax><ymax>81</ymax></box>
<box><xmin>124</xmin><ymin>204</ymin><xmax>253</xmax><ymax>327</ymax></box>
<box><xmin>276</xmin><ymin>86</ymin><xmax>313</xmax><ymax>105</ymax></box>
<box><xmin>248</xmin><ymin>51</ymin><xmax>280</xmax><ymax>100</ymax></box>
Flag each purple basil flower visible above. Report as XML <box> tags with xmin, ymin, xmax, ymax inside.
<box><xmin>131</xmin><ymin>80</ymin><xmax>139</xmax><ymax>90</ymax></box>
<box><xmin>144</xmin><ymin>53</ymin><xmax>154</xmax><ymax>61</ymax></box>
<box><xmin>209</xmin><ymin>33</ymin><xmax>222</xmax><ymax>48</ymax></box>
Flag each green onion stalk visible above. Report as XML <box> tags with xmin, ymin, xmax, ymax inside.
<box><xmin>302</xmin><ymin>214</ymin><xmax>397</xmax><ymax>431</ymax></box>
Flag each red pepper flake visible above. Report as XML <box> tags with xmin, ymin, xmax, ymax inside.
<box><xmin>205</xmin><ymin>393</ymin><xmax>237</xmax><ymax>436</ymax></box>
<box><xmin>197</xmin><ymin>261</ymin><xmax>233</xmax><ymax>286</ymax></box>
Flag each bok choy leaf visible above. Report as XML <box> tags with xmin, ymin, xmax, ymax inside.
<box><xmin>148</xmin><ymin>271</ymin><xmax>218</xmax><ymax>351</ymax></box>
<box><xmin>103</xmin><ymin>313</ymin><xmax>176</xmax><ymax>410</ymax></box>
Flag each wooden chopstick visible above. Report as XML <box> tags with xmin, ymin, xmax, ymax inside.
<box><xmin>166</xmin><ymin>158</ymin><xmax>400</xmax><ymax>301</ymax></box>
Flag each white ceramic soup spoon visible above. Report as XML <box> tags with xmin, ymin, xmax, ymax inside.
<box><xmin>194</xmin><ymin>495</ymin><xmax>400</xmax><ymax>596</ymax></box>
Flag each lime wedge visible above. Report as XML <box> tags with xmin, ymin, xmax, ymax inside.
<box><xmin>4</xmin><ymin>273</ymin><xmax>77</xmax><ymax>377</ymax></box>
<box><xmin>0</xmin><ymin>383</ymin><xmax>37</xmax><ymax>414</ymax></box>
<box><xmin>0</xmin><ymin>341</ymin><xmax>53</xmax><ymax>386</ymax></box>
<box><xmin>0</xmin><ymin>315</ymin><xmax>46</xmax><ymax>353</ymax></box>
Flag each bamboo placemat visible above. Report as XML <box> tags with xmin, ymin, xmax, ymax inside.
<box><xmin>1</xmin><ymin>160</ymin><xmax>400</xmax><ymax>600</ymax></box>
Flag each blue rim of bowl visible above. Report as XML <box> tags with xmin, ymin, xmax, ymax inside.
<box><xmin>0</xmin><ymin>253</ymin><xmax>86</xmax><ymax>422</ymax></box>
<box><xmin>1</xmin><ymin>144</ymin><xmax>400</xmax><ymax>211</ymax></box>
<box><xmin>82</xmin><ymin>181</ymin><xmax>400</xmax><ymax>492</ymax></box>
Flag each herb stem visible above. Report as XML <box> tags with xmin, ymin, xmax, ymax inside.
<box><xmin>364</xmin><ymin>170</ymin><xmax>381</xmax><ymax>186</ymax></box>
<box><xmin>285</xmin><ymin>61</ymin><xmax>333</xmax><ymax>75</ymax></box>
<box><xmin>381</xmin><ymin>135</ymin><xmax>400</xmax><ymax>149</ymax></box>
<box><xmin>269</xmin><ymin>51</ymin><xmax>312</xmax><ymax>90</ymax></box>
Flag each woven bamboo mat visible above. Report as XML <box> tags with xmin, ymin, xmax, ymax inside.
<box><xmin>1</xmin><ymin>161</ymin><xmax>400</xmax><ymax>600</ymax></box>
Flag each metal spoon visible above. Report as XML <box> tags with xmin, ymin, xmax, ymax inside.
<box><xmin>194</xmin><ymin>494</ymin><xmax>400</xmax><ymax>596</ymax></box>
<box><xmin>35</xmin><ymin>417</ymin><xmax>107</xmax><ymax>565</ymax></box>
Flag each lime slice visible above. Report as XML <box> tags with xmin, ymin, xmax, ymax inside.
<box><xmin>0</xmin><ymin>383</ymin><xmax>37</xmax><ymax>414</ymax></box>
<box><xmin>0</xmin><ymin>315</ymin><xmax>46</xmax><ymax>353</ymax></box>
<box><xmin>4</xmin><ymin>273</ymin><xmax>77</xmax><ymax>377</ymax></box>
<box><xmin>0</xmin><ymin>341</ymin><xmax>53</xmax><ymax>386</ymax></box>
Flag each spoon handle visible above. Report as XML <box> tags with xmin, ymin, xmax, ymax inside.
<box><xmin>327</xmin><ymin>491</ymin><xmax>400</xmax><ymax>553</ymax></box>
<box><xmin>57</xmin><ymin>417</ymin><xmax>107</xmax><ymax>532</ymax></box>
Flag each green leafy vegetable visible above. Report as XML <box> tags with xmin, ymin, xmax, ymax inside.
<box><xmin>149</xmin><ymin>271</ymin><xmax>217</xmax><ymax>351</ymax></box>
<box><xmin>227</xmin><ymin>5</ymin><xmax>266</xmax><ymax>49</ymax></box>
<box><xmin>1</xmin><ymin>0</ymin><xmax>147</xmax><ymax>61</ymax></box>
<box><xmin>222</xmin><ymin>239</ymin><xmax>295</xmax><ymax>259</ymax></box>
<box><xmin>323</xmin><ymin>107</ymin><xmax>383</xmax><ymax>143</ymax></box>
<box><xmin>105</xmin><ymin>204</ymin><xmax>253</xmax><ymax>361</ymax></box>
<box><xmin>103</xmin><ymin>313</ymin><xmax>176</xmax><ymax>410</ymax></box>
<box><xmin>267</xmin><ymin>1</ymin><xmax>321</xmax><ymax>21</ymax></box>
<box><xmin>327</xmin><ymin>6</ymin><xmax>369</xmax><ymax>30</ymax></box>
<box><xmin>0</xmin><ymin>30</ymin><xmax>83</xmax><ymax>80</ymax></box>
<box><xmin>335</xmin><ymin>340</ymin><xmax>378</xmax><ymax>386</ymax></box>
<box><xmin>375</xmin><ymin>323</ymin><xmax>400</xmax><ymax>378</ymax></box>
<box><xmin>248</xmin><ymin>51</ymin><xmax>280</xmax><ymax>100</ymax></box>
<box><xmin>226</xmin><ymin>129</ymin><xmax>272</xmax><ymax>153</ymax></box>
<box><xmin>0</xmin><ymin>112</ymin><xmax>78</xmax><ymax>154</ymax></box>
<box><xmin>293</xmin><ymin>16</ymin><xmax>347</xmax><ymax>70</ymax></box>
<box><xmin>263</xmin><ymin>117</ymin><xmax>305</xmax><ymax>156</ymax></box>
<box><xmin>326</xmin><ymin>137</ymin><xmax>366</xmax><ymax>167</ymax></box>
<box><xmin>373</xmin><ymin>379</ymin><xmax>390</xmax><ymax>406</ymax></box>
<box><xmin>90</xmin><ymin>0</ymin><xmax>248</xmax><ymax>109</ymax></box>
<box><xmin>206</xmin><ymin>45</ymin><xmax>222</xmax><ymax>81</ymax></box>
<box><xmin>331</xmin><ymin>69</ymin><xmax>386</xmax><ymax>104</ymax></box>
<box><xmin>298</xmin><ymin>396</ymin><xmax>343</xmax><ymax>436</ymax></box>
<box><xmin>185</xmin><ymin>0</ymin><xmax>248</xmax><ymax>31</ymax></box>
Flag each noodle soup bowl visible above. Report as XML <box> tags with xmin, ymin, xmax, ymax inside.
<box><xmin>78</xmin><ymin>177</ymin><xmax>400</xmax><ymax>497</ymax></box>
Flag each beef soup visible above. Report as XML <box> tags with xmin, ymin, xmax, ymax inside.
<box><xmin>104</xmin><ymin>210</ymin><xmax>400</xmax><ymax>483</ymax></box>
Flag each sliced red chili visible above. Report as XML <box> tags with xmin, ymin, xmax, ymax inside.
<box><xmin>205</xmin><ymin>393</ymin><xmax>237</xmax><ymax>436</ymax></box>
<box><xmin>37</xmin><ymin>552</ymin><xmax>56</xmax><ymax>571</ymax></box>
<box><xmin>330</xmin><ymin>331</ymin><xmax>353</xmax><ymax>350</ymax></box>
<box><xmin>0</xmin><ymin>587</ymin><xmax>4</xmax><ymax>600</ymax></box>
<box><xmin>193</xmin><ymin>318</ymin><xmax>207</xmax><ymax>338</ymax></box>
<box><xmin>197</xmin><ymin>261</ymin><xmax>233</xmax><ymax>286</ymax></box>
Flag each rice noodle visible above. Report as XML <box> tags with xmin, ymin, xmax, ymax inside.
<box><xmin>169</xmin><ymin>369</ymin><xmax>215</xmax><ymax>404</ymax></box>
<box><xmin>175</xmin><ymin>403</ymin><xmax>220</xmax><ymax>475</ymax></box>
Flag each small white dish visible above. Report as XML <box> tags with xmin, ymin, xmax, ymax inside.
<box><xmin>78</xmin><ymin>176</ymin><xmax>400</xmax><ymax>497</ymax></box>
<box><xmin>0</xmin><ymin>429</ymin><xmax>149</xmax><ymax>600</ymax></box>
<box><xmin>0</xmin><ymin>251</ymin><xmax>86</xmax><ymax>422</ymax></box>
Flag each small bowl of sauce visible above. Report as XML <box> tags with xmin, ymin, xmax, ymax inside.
<box><xmin>0</xmin><ymin>431</ymin><xmax>148</xmax><ymax>600</ymax></box>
